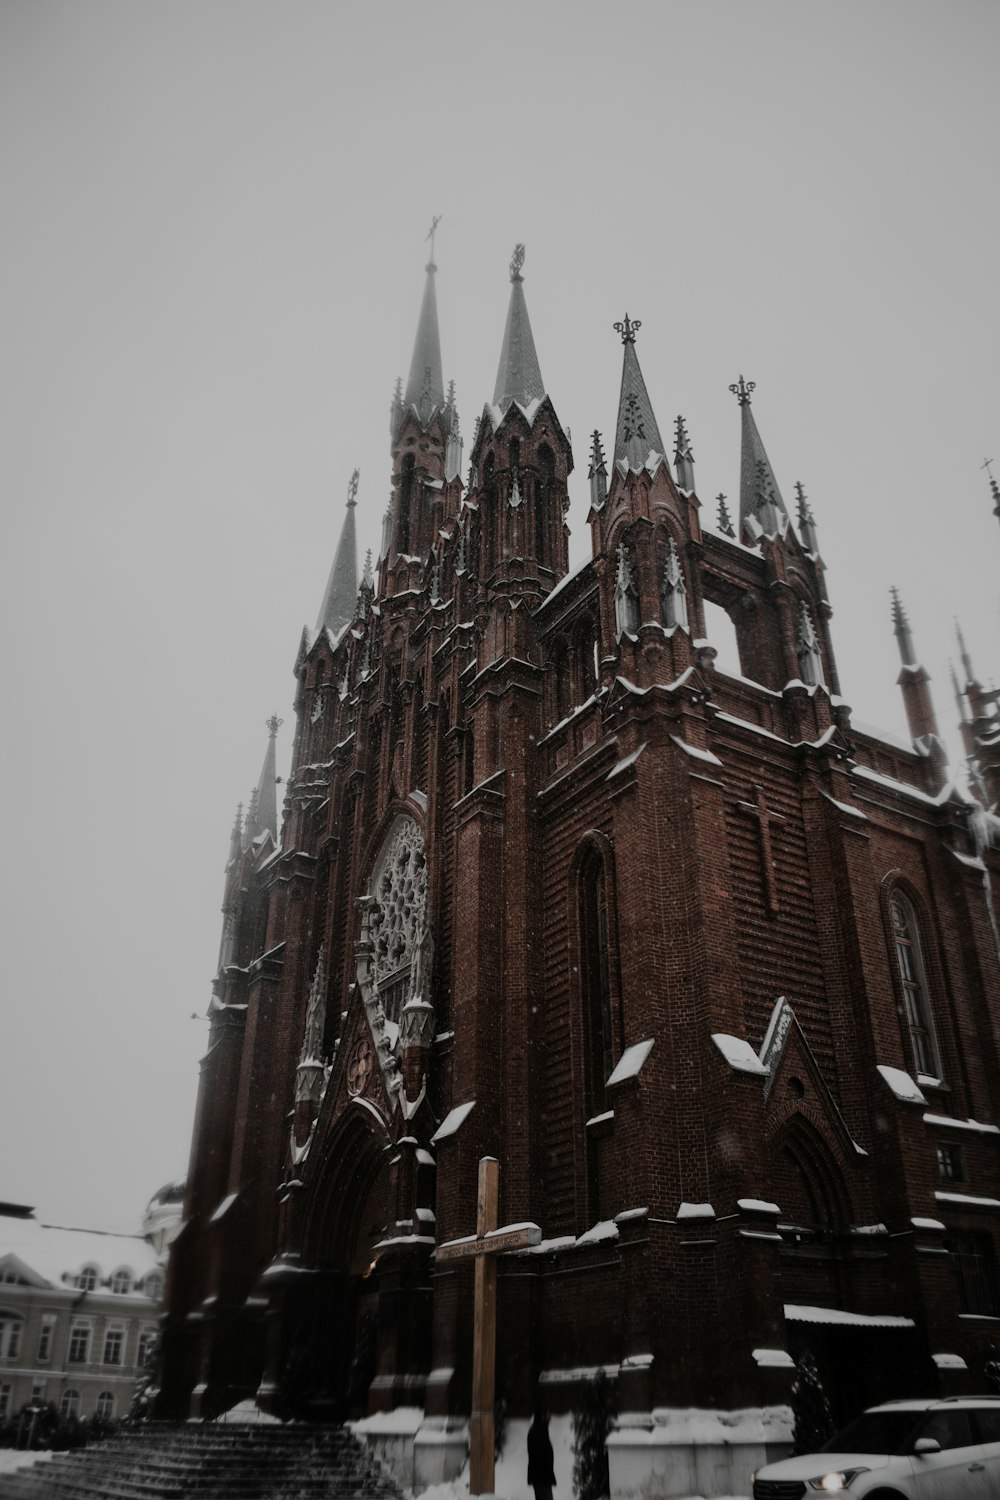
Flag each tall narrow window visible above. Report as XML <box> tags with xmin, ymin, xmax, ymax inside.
<box><xmin>37</xmin><ymin>1315</ymin><xmax>55</xmax><ymax>1362</ymax></box>
<box><xmin>580</xmin><ymin>850</ymin><xmax>614</xmax><ymax>1116</ymax></box>
<box><xmin>890</xmin><ymin>894</ymin><xmax>939</xmax><ymax>1077</ymax></box>
<box><xmin>398</xmin><ymin>454</ymin><xmax>415</xmax><ymax>554</ymax></box>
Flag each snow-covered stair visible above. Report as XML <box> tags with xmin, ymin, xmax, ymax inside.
<box><xmin>0</xmin><ymin>1422</ymin><xmax>403</xmax><ymax>1500</ymax></box>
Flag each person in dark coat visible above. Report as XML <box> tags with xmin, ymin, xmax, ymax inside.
<box><xmin>527</xmin><ymin>1405</ymin><xmax>556</xmax><ymax>1500</ymax></box>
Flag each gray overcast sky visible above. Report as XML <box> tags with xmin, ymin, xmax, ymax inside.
<box><xmin>1</xmin><ymin>0</ymin><xmax>997</xmax><ymax>1233</ymax></box>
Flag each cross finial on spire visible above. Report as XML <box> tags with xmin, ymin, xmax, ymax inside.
<box><xmin>614</xmin><ymin>313</ymin><xmax>641</xmax><ymax>345</ymax></box>
<box><xmin>346</xmin><ymin>468</ymin><xmax>359</xmax><ymax>508</ymax></box>
<box><xmin>674</xmin><ymin>414</ymin><xmax>693</xmax><ymax>459</ymax></box>
<box><xmin>266</xmin><ymin>714</ymin><xmax>283</xmax><ymax>740</ymax></box>
<box><xmin>509</xmin><ymin>243</ymin><xmax>525</xmax><ymax>282</ymax></box>
<box><xmin>716</xmin><ymin>493</ymin><xmax>735</xmax><ymax>537</ymax></box>
<box><xmin>425</xmin><ymin>214</ymin><xmax>442</xmax><ymax>268</ymax></box>
<box><xmin>730</xmin><ymin>374</ymin><xmax>755</xmax><ymax>407</ymax></box>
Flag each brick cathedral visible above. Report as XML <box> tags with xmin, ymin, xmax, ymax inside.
<box><xmin>161</xmin><ymin>243</ymin><xmax>1000</xmax><ymax>1488</ymax></box>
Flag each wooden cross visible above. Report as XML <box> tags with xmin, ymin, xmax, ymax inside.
<box><xmin>736</xmin><ymin>785</ymin><xmax>786</xmax><ymax>916</ymax></box>
<box><xmin>436</xmin><ymin>1157</ymin><xmax>542</xmax><ymax>1494</ymax></box>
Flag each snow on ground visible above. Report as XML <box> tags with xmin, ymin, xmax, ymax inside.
<box><xmin>403</xmin><ymin>1416</ymin><xmax>748</xmax><ymax>1500</ymax></box>
<box><xmin>0</xmin><ymin>1451</ymin><xmax>53</xmax><ymax>1475</ymax></box>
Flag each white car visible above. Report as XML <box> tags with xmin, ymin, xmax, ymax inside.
<box><xmin>752</xmin><ymin>1396</ymin><xmax>1000</xmax><ymax>1497</ymax></box>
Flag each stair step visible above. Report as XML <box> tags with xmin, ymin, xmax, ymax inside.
<box><xmin>0</xmin><ymin>1422</ymin><xmax>404</xmax><ymax>1500</ymax></box>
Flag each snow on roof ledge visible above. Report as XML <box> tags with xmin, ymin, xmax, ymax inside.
<box><xmin>933</xmin><ymin>1353</ymin><xmax>968</xmax><ymax>1370</ymax></box>
<box><xmin>876</xmin><ymin>1064</ymin><xmax>926</xmax><ymax>1104</ymax></box>
<box><xmin>430</xmin><ymin>1100</ymin><xmax>475</xmax><ymax>1144</ymax></box>
<box><xmin>607</xmin><ymin>1037</ymin><xmax>654</xmax><ymax>1086</ymax></box>
<box><xmin>785</xmin><ymin>1304</ymin><xmax>915</xmax><ymax>1328</ymax></box>
<box><xmin>712</xmin><ymin>1033</ymin><xmax>768</xmax><ymax>1077</ymax></box>
<box><xmin>677</xmin><ymin>1202</ymin><xmax>715</xmax><ymax>1221</ymax></box>
<box><xmin>753</xmin><ymin>1349</ymin><xmax>795</xmax><ymax>1368</ymax></box>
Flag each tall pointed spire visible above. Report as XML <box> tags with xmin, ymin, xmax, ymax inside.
<box><xmin>247</xmin><ymin>715</ymin><xmax>282</xmax><ymax>844</ymax></box>
<box><xmin>315</xmin><ymin>469</ymin><xmax>359</xmax><ymax>636</ymax></box>
<box><xmin>403</xmin><ymin>224</ymin><xmax>445</xmax><ymax>425</ymax></box>
<box><xmin>674</xmin><ymin>415</ymin><xmax>695</xmax><ymax>492</ymax></box>
<box><xmin>795</xmin><ymin>481</ymin><xmax>821</xmax><ymax>558</ymax></box>
<box><xmin>589</xmin><ymin>430</ymin><xmax>608</xmax><ymax>511</ymax></box>
<box><xmin>613</xmin><ymin>314</ymin><xmax>666</xmax><ymax>470</ymax></box>
<box><xmin>956</xmin><ymin>619</ymin><xmax>977</xmax><ymax>685</ymax></box>
<box><xmin>891</xmin><ymin>587</ymin><xmax>916</xmax><ymax>666</ymax></box>
<box><xmin>492</xmin><ymin>244</ymin><xmax>545</xmax><ymax>410</ymax></box>
<box><xmin>730</xmin><ymin>375</ymin><xmax>788</xmax><ymax>536</ymax></box>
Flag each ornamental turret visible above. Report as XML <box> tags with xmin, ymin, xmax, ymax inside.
<box><xmin>466</xmin><ymin>246</ymin><xmax>573</xmax><ymax>598</ymax></box>
<box><xmin>892</xmin><ymin>587</ymin><xmax>946</xmax><ymax>785</ymax></box>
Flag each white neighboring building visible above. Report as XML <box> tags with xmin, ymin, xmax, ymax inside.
<box><xmin>0</xmin><ymin>1201</ymin><xmax>165</xmax><ymax>1423</ymax></box>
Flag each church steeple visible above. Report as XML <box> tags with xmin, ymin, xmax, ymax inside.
<box><xmin>493</xmin><ymin>244</ymin><xmax>545</xmax><ymax>410</ymax></box>
<box><xmin>246</xmin><ymin>715</ymin><xmax>282</xmax><ymax>845</ymax></box>
<box><xmin>315</xmin><ymin>469</ymin><xmax>359</xmax><ymax>637</ymax></box>
<box><xmin>613</xmin><ymin>315</ymin><xmax>666</xmax><ymax>471</ymax></box>
<box><xmin>730</xmin><ymin>375</ymin><xmax>789</xmax><ymax>539</ymax></box>
<box><xmin>403</xmin><ymin>233</ymin><xmax>445</xmax><ymax>427</ymax></box>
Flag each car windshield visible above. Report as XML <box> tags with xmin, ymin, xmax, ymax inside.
<box><xmin>821</xmin><ymin>1411</ymin><xmax>924</xmax><ymax>1455</ymax></box>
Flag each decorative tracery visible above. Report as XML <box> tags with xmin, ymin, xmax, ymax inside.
<box><xmin>368</xmin><ymin>818</ymin><xmax>428</xmax><ymax>1023</ymax></box>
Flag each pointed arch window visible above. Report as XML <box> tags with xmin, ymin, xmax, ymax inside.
<box><xmin>579</xmin><ymin>848</ymin><xmax>615</xmax><ymax>1117</ymax></box>
<box><xmin>889</xmin><ymin>894</ymin><xmax>940</xmax><ymax>1078</ymax></box>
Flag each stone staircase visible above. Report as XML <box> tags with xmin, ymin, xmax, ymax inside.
<box><xmin>0</xmin><ymin>1423</ymin><xmax>404</xmax><ymax>1500</ymax></box>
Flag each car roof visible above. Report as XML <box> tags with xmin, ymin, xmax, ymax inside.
<box><xmin>867</xmin><ymin>1397</ymin><xmax>1000</xmax><ymax>1412</ymax></box>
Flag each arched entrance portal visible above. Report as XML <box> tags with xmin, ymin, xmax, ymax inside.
<box><xmin>281</xmin><ymin>1105</ymin><xmax>392</xmax><ymax>1420</ymax></box>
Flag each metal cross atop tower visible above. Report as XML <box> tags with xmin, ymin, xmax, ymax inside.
<box><xmin>614</xmin><ymin>313</ymin><xmax>641</xmax><ymax>344</ymax></box>
<box><xmin>509</xmin><ymin>242</ymin><xmax>525</xmax><ymax>282</ymax></box>
<box><xmin>426</xmin><ymin>214</ymin><xmax>442</xmax><ymax>264</ymax></box>
<box><xmin>730</xmin><ymin>374</ymin><xmax>755</xmax><ymax>407</ymax></box>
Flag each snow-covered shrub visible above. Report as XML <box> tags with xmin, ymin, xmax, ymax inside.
<box><xmin>572</xmin><ymin>1371</ymin><xmax>614</xmax><ymax>1500</ymax></box>
<box><xmin>790</xmin><ymin>1348</ymin><xmax>836</xmax><ymax>1454</ymax></box>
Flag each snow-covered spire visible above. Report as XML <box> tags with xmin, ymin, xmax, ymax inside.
<box><xmin>403</xmin><ymin>239</ymin><xmax>445</xmax><ymax>427</ymax></box>
<box><xmin>730</xmin><ymin>375</ymin><xmax>789</xmax><ymax>538</ymax></box>
<box><xmin>357</xmin><ymin>547</ymin><xmax>374</xmax><ymax>617</ymax></box>
<box><xmin>674</xmin><ymin>415</ymin><xmax>695</xmax><ymax>492</ymax></box>
<box><xmin>795</xmin><ymin>601</ymin><xmax>824</xmax><ymax>686</ymax></box>
<box><xmin>589</xmin><ymin>430</ymin><xmax>608</xmax><ymax>510</ymax></box>
<box><xmin>390</xmin><ymin>376</ymin><xmax>405</xmax><ymax>441</ymax></box>
<box><xmin>247</xmin><ymin>715</ymin><xmax>282</xmax><ymax>843</ymax></box>
<box><xmin>956</xmin><ymin>619</ymin><xmax>977</xmax><ymax>685</ymax></box>
<box><xmin>893</xmin><ymin>593</ymin><xmax>943</xmax><ymax>769</ymax></box>
<box><xmin>444</xmin><ymin>380</ymin><xmax>463</xmax><ymax>483</ymax></box>
<box><xmin>315</xmin><ymin>469</ymin><xmax>359</xmax><ymax>636</ymax></box>
<box><xmin>228</xmin><ymin>801</ymin><xmax>244</xmax><ymax>863</ymax></box>
<box><xmin>716</xmin><ymin>493</ymin><xmax>735</xmax><ymax>537</ymax></box>
<box><xmin>949</xmin><ymin>659</ymin><xmax>968</xmax><ymax>723</ymax></box>
<box><xmin>795</xmin><ymin>481</ymin><xmax>821</xmax><ymax>558</ymax></box>
<box><xmin>613</xmin><ymin>314</ymin><xmax>666</xmax><ymax>471</ymax></box>
<box><xmin>891</xmin><ymin>586</ymin><xmax>917</xmax><ymax>667</ymax></box>
<box><xmin>492</xmin><ymin>243</ymin><xmax>545</xmax><ymax>410</ymax></box>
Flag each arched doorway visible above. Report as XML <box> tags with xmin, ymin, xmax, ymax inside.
<box><xmin>282</xmin><ymin>1105</ymin><xmax>392</xmax><ymax>1419</ymax></box>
